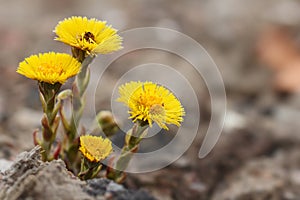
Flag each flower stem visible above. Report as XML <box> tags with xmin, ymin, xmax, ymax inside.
<box><xmin>60</xmin><ymin>49</ymin><xmax>95</xmax><ymax>172</ymax></box>
<box><xmin>107</xmin><ymin>121</ymin><xmax>148</xmax><ymax>183</ymax></box>
<box><xmin>69</xmin><ymin>51</ymin><xmax>94</xmax><ymax>139</ymax></box>
<box><xmin>38</xmin><ymin>82</ymin><xmax>61</xmax><ymax>161</ymax></box>
<box><xmin>78</xmin><ymin>157</ymin><xmax>102</xmax><ymax>180</ymax></box>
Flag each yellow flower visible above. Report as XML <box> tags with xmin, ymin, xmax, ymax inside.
<box><xmin>79</xmin><ymin>135</ymin><xmax>112</xmax><ymax>162</ymax></box>
<box><xmin>17</xmin><ymin>52</ymin><xmax>81</xmax><ymax>84</ymax></box>
<box><xmin>117</xmin><ymin>81</ymin><xmax>185</xmax><ymax>130</ymax></box>
<box><xmin>54</xmin><ymin>16</ymin><xmax>122</xmax><ymax>54</ymax></box>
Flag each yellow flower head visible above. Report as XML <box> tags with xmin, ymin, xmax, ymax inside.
<box><xmin>17</xmin><ymin>52</ymin><xmax>81</xmax><ymax>84</ymax></box>
<box><xmin>79</xmin><ymin>135</ymin><xmax>113</xmax><ymax>162</ymax></box>
<box><xmin>54</xmin><ymin>16</ymin><xmax>122</xmax><ymax>54</ymax></box>
<box><xmin>117</xmin><ymin>81</ymin><xmax>185</xmax><ymax>130</ymax></box>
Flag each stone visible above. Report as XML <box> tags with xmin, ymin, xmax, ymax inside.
<box><xmin>0</xmin><ymin>146</ymin><xmax>155</xmax><ymax>200</ymax></box>
<box><xmin>85</xmin><ymin>178</ymin><xmax>156</xmax><ymax>200</ymax></box>
<box><xmin>0</xmin><ymin>159</ymin><xmax>13</xmax><ymax>173</ymax></box>
<box><xmin>0</xmin><ymin>146</ymin><xmax>91</xmax><ymax>200</ymax></box>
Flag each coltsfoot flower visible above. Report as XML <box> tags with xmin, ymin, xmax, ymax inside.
<box><xmin>117</xmin><ymin>81</ymin><xmax>185</xmax><ymax>130</ymax></box>
<box><xmin>79</xmin><ymin>135</ymin><xmax>112</xmax><ymax>162</ymax></box>
<box><xmin>17</xmin><ymin>52</ymin><xmax>81</xmax><ymax>84</ymax></box>
<box><xmin>54</xmin><ymin>16</ymin><xmax>122</xmax><ymax>54</ymax></box>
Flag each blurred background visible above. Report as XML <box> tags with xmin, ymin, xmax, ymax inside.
<box><xmin>1</xmin><ymin>0</ymin><xmax>300</xmax><ymax>199</ymax></box>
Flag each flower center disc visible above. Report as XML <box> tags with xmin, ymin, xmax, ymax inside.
<box><xmin>149</xmin><ymin>104</ymin><xmax>165</xmax><ymax>116</ymax></box>
<box><xmin>83</xmin><ymin>31</ymin><xmax>96</xmax><ymax>44</ymax></box>
<box><xmin>38</xmin><ymin>63</ymin><xmax>63</xmax><ymax>75</ymax></box>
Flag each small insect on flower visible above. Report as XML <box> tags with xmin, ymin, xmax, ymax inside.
<box><xmin>117</xmin><ymin>81</ymin><xmax>185</xmax><ymax>130</ymax></box>
<box><xmin>79</xmin><ymin>135</ymin><xmax>113</xmax><ymax>162</ymax></box>
<box><xmin>17</xmin><ymin>52</ymin><xmax>81</xmax><ymax>84</ymax></box>
<box><xmin>54</xmin><ymin>16</ymin><xmax>123</xmax><ymax>54</ymax></box>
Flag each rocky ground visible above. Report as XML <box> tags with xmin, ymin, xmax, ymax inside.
<box><xmin>1</xmin><ymin>0</ymin><xmax>300</xmax><ymax>199</ymax></box>
<box><xmin>0</xmin><ymin>146</ymin><xmax>155</xmax><ymax>200</ymax></box>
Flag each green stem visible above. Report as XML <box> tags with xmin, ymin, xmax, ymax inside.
<box><xmin>107</xmin><ymin>121</ymin><xmax>148</xmax><ymax>183</ymax></box>
<box><xmin>78</xmin><ymin>157</ymin><xmax>102</xmax><ymax>180</ymax></box>
<box><xmin>38</xmin><ymin>82</ymin><xmax>61</xmax><ymax>161</ymax></box>
<box><xmin>59</xmin><ymin>49</ymin><xmax>95</xmax><ymax>172</ymax></box>
<box><xmin>69</xmin><ymin>51</ymin><xmax>94</xmax><ymax>140</ymax></box>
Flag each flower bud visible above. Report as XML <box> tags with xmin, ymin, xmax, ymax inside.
<box><xmin>96</xmin><ymin>111</ymin><xmax>119</xmax><ymax>137</ymax></box>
